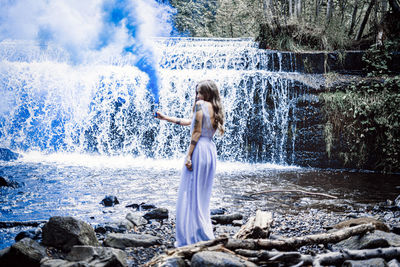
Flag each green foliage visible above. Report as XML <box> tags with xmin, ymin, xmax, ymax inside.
<box><xmin>169</xmin><ymin>0</ymin><xmax>218</xmax><ymax>36</ymax></box>
<box><xmin>362</xmin><ymin>41</ymin><xmax>397</xmax><ymax>76</ymax></box>
<box><xmin>321</xmin><ymin>73</ymin><xmax>400</xmax><ymax>173</ymax></box>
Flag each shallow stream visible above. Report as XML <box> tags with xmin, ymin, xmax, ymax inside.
<box><xmin>1</xmin><ymin>153</ymin><xmax>399</xmax><ymax>249</ymax></box>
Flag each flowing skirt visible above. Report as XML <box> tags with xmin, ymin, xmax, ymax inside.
<box><xmin>175</xmin><ymin>137</ymin><xmax>216</xmax><ymax>247</ymax></box>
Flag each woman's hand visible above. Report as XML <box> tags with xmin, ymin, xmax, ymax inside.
<box><xmin>154</xmin><ymin>111</ymin><xmax>166</xmax><ymax>120</ymax></box>
<box><xmin>185</xmin><ymin>155</ymin><xmax>192</xmax><ymax>171</ymax></box>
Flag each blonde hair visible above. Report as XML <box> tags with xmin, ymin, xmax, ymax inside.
<box><xmin>196</xmin><ymin>80</ymin><xmax>225</xmax><ymax>135</ymax></box>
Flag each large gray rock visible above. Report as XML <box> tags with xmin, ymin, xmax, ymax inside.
<box><xmin>342</xmin><ymin>258</ymin><xmax>387</xmax><ymax>267</ymax></box>
<box><xmin>67</xmin><ymin>245</ymin><xmax>127</xmax><ymax>266</ymax></box>
<box><xmin>40</xmin><ymin>246</ymin><xmax>127</xmax><ymax>267</ymax></box>
<box><xmin>103</xmin><ymin>233</ymin><xmax>161</xmax><ymax>249</ymax></box>
<box><xmin>0</xmin><ymin>238</ymin><xmax>46</xmax><ymax>267</ymax></box>
<box><xmin>211</xmin><ymin>213</ymin><xmax>243</xmax><ymax>225</ymax></box>
<box><xmin>337</xmin><ymin>230</ymin><xmax>400</xmax><ymax>249</ymax></box>
<box><xmin>42</xmin><ymin>216</ymin><xmax>99</xmax><ymax>251</ymax></box>
<box><xmin>126</xmin><ymin>212</ymin><xmax>148</xmax><ymax>226</ymax></box>
<box><xmin>191</xmin><ymin>251</ymin><xmax>257</xmax><ymax>267</ymax></box>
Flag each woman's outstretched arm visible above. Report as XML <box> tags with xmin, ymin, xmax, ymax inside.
<box><xmin>155</xmin><ymin>111</ymin><xmax>191</xmax><ymax>126</ymax></box>
<box><xmin>185</xmin><ymin>101</ymin><xmax>203</xmax><ymax>171</ymax></box>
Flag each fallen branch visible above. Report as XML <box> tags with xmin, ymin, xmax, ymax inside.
<box><xmin>226</xmin><ymin>223</ymin><xmax>375</xmax><ymax>251</ymax></box>
<box><xmin>236</xmin><ymin>247</ymin><xmax>400</xmax><ymax>266</ymax></box>
<box><xmin>234</xmin><ymin>210</ymin><xmax>273</xmax><ymax>239</ymax></box>
<box><xmin>144</xmin><ymin>236</ymin><xmax>228</xmax><ymax>266</ymax></box>
<box><xmin>249</xmin><ymin>189</ymin><xmax>338</xmax><ymax>199</ymax></box>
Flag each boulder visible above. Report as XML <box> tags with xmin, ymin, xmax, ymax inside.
<box><xmin>103</xmin><ymin>233</ymin><xmax>161</xmax><ymax>249</ymax></box>
<box><xmin>342</xmin><ymin>258</ymin><xmax>387</xmax><ymax>267</ymax></box>
<box><xmin>0</xmin><ymin>238</ymin><xmax>46</xmax><ymax>267</ymax></box>
<box><xmin>337</xmin><ymin>230</ymin><xmax>400</xmax><ymax>250</ymax></box>
<box><xmin>126</xmin><ymin>212</ymin><xmax>148</xmax><ymax>226</ymax></box>
<box><xmin>388</xmin><ymin>259</ymin><xmax>400</xmax><ymax>267</ymax></box>
<box><xmin>0</xmin><ymin>148</ymin><xmax>19</xmax><ymax>161</ymax></box>
<box><xmin>329</xmin><ymin>217</ymin><xmax>390</xmax><ymax>232</ymax></box>
<box><xmin>42</xmin><ymin>216</ymin><xmax>99</xmax><ymax>251</ymax></box>
<box><xmin>143</xmin><ymin>208</ymin><xmax>169</xmax><ymax>220</ymax></box>
<box><xmin>155</xmin><ymin>256</ymin><xmax>186</xmax><ymax>267</ymax></box>
<box><xmin>116</xmin><ymin>219</ymin><xmax>134</xmax><ymax>231</ymax></box>
<box><xmin>15</xmin><ymin>228</ymin><xmax>41</xmax><ymax>242</ymax></box>
<box><xmin>191</xmin><ymin>251</ymin><xmax>257</xmax><ymax>267</ymax></box>
<box><xmin>66</xmin><ymin>245</ymin><xmax>127</xmax><ymax>266</ymax></box>
<box><xmin>211</xmin><ymin>213</ymin><xmax>243</xmax><ymax>225</ymax></box>
<box><xmin>100</xmin><ymin>195</ymin><xmax>120</xmax><ymax>207</ymax></box>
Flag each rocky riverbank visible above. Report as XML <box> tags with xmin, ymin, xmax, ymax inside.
<box><xmin>0</xmin><ymin>194</ymin><xmax>400</xmax><ymax>266</ymax></box>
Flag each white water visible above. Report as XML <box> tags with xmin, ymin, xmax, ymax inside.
<box><xmin>0</xmin><ymin>38</ymin><xmax>310</xmax><ymax>164</ymax></box>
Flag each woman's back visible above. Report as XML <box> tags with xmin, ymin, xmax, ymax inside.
<box><xmin>192</xmin><ymin>101</ymin><xmax>215</xmax><ymax>138</ymax></box>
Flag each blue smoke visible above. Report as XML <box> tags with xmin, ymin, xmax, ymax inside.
<box><xmin>100</xmin><ymin>0</ymin><xmax>176</xmax><ymax>105</ymax></box>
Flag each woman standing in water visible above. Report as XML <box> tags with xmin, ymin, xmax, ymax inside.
<box><xmin>155</xmin><ymin>80</ymin><xmax>224</xmax><ymax>247</ymax></box>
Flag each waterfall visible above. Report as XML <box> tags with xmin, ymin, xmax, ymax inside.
<box><xmin>0</xmin><ymin>38</ymin><xmax>310</xmax><ymax>164</ymax></box>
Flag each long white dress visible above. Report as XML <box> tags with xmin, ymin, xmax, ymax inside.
<box><xmin>175</xmin><ymin>102</ymin><xmax>216</xmax><ymax>247</ymax></box>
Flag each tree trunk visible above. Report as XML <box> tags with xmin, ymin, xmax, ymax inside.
<box><xmin>388</xmin><ymin>0</ymin><xmax>400</xmax><ymax>13</ymax></box>
<box><xmin>289</xmin><ymin>0</ymin><xmax>293</xmax><ymax>18</ymax></box>
<box><xmin>348</xmin><ymin>0</ymin><xmax>359</xmax><ymax>36</ymax></box>
<box><xmin>356</xmin><ymin>0</ymin><xmax>376</xmax><ymax>41</ymax></box>
<box><xmin>326</xmin><ymin>0</ymin><xmax>334</xmax><ymax>23</ymax></box>
<box><xmin>315</xmin><ymin>0</ymin><xmax>321</xmax><ymax>21</ymax></box>
<box><xmin>297</xmin><ymin>0</ymin><xmax>302</xmax><ymax>19</ymax></box>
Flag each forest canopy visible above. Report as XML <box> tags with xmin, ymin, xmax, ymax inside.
<box><xmin>167</xmin><ymin>0</ymin><xmax>400</xmax><ymax>51</ymax></box>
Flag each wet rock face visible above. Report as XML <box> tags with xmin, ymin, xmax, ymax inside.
<box><xmin>42</xmin><ymin>216</ymin><xmax>99</xmax><ymax>251</ymax></box>
<box><xmin>191</xmin><ymin>251</ymin><xmax>257</xmax><ymax>267</ymax></box>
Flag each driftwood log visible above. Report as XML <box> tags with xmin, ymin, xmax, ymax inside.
<box><xmin>145</xmin><ymin>223</ymin><xmax>376</xmax><ymax>266</ymax></box>
<box><xmin>250</xmin><ymin>189</ymin><xmax>338</xmax><ymax>199</ymax></box>
<box><xmin>143</xmin><ymin>236</ymin><xmax>230</xmax><ymax>266</ymax></box>
<box><xmin>225</xmin><ymin>223</ymin><xmax>375</xmax><ymax>251</ymax></box>
<box><xmin>234</xmin><ymin>210</ymin><xmax>273</xmax><ymax>239</ymax></box>
<box><xmin>236</xmin><ymin>247</ymin><xmax>400</xmax><ymax>266</ymax></box>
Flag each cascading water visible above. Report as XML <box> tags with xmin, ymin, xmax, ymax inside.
<box><xmin>0</xmin><ymin>37</ymin><xmax>310</xmax><ymax>164</ymax></box>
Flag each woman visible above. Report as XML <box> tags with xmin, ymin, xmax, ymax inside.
<box><xmin>155</xmin><ymin>80</ymin><xmax>224</xmax><ymax>247</ymax></box>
